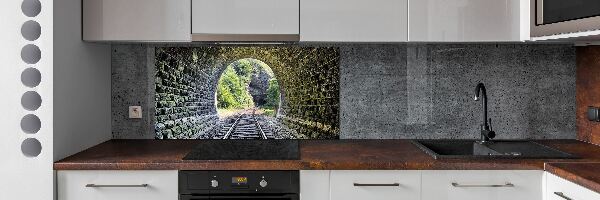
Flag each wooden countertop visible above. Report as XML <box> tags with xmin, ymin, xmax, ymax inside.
<box><xmin>54</xmin><ymin>139</ymin><xmax>600</xmax><ymax>170</ymax></box>
<box><xmin>54</xmin><ymin>139</ymin><xmax>600</xmax><ymax>193</ymax></box>
<box><xmin>545</xmin><ymin>162</ymin><xmax>600</xmax><ymax>194</ymax></box>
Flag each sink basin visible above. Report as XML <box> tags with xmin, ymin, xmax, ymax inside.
<box><xmin>411</xmin><ymin>140</ymin><xmax>577</xmax><ymax>159</ymax></box>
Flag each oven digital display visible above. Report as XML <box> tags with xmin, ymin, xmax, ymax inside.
<box><xmin>232</xmin><ymin>177</ymin><xmax>248</xmax><ymax>185</ymax></box>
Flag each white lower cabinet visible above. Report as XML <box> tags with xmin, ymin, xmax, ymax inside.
<box><xmin>301</xmin><ymin>170</ymin><xmax>546</xmax><ymax>200</ymax></box>
<box><xmin>300</xmin><ymin>171</ymin><xmax>331</xmax><ymax>200</ymax></box>
<box><xmin>422</xmin><ymin>170</ymin><xmax>543</xmax><ymax>200</ymax></box>
<box><xmin>330</xmin><ymin>170</ymin><xmax>421</xmax><ymax>200</ymax></box>
<box><xmin>57</xmin><ymin>170</ymin><xmax>600</xmax><ymax>200</ymax></box>
<box><xmin>546</xmin><ymin>172</ymin><xmax>600</xmax><ymax>200</ymax></box>
<box><xmin>57</xmin><ymin>170</ymin><xmax>178</xmax><ymax>200</ymax></box>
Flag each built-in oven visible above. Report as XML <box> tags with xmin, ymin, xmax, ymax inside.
<box><xmin>532</xmin><ymin>0</ymin><xmax>600</xmax><ymax>37</ymax></box>
<box><xmin>179</xmin><ymin>171</ymin><xmax>299</xmax><ymax>200</ymax></box>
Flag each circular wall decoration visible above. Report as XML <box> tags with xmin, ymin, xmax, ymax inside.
<box><xmin>21</xmin><ymin>0</ymin><xmax>41</xmax><ymax>17</ymax></box>
<box><xmin>20</xmin><ymin>114</ymin><xmax>41</xmax><ymax>134</ymax></box>
<box><xmin>21</xmin><ymin>44</ymin><xmax>41</xmax><ymax>64</ymax></box>
<box><xmin>21</xmin><ymin>91</ymin><xmax>42</xmax><ymax>111</ymax></box>
<box><xmin>20</xmin><ymin>0</ymin><xmax>43</xmax><ymax>160</ymax></box>
<box><xmin>21</xmin><ymin>68</ymin><xmax>41</xmax><ymax>88</ymax></box>
<box><xmin>21</xmin><ymin>138</ymin><xmax>42</xmax><ymax>157</ymax></box>
<box><xmin>21</xmin><ymin>20</ymin><xmax>41</xmax><ymax>41</ymax></box>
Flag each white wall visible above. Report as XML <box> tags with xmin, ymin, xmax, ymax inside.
<box><xmin>53</xmin><ymin>0</ymin><xmax>112</xmax><ymax>161</ymax></box>
<box><xmin>0</xmin><ymin>0</ymin><xmax>54</xmax><ymax>199</ymax></box>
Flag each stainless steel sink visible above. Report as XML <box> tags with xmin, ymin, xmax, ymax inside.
<box><xmin>411</xmin><ymin>140</ymin><xmax>577</xmax><ymax>159</ymax></box>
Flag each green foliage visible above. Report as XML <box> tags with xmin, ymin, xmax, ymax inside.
<box><xmin>217</xmin><ymin>58</ymin><xmax>280</xmax><ymax>110</ymax></box>
<box><xmin>264</xmin><ymin>79</ymin><xmax>280</xmax><ymax>109</ymax></box>
<box><xmin>231</xmin><ymin>59</ymin><xmax>255</xmax><ymax>84</ymax></box>
<box><xmin>216</xmin><ymin>65</ymin><xmax>253</xmax><ymax>109</ymax></box>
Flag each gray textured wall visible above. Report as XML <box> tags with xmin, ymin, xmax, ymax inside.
<box><xmin>112</xmin><ymin>45</ymin><xmax>156</xmax><ymax>139</ymax></box>
<box><xmin>112</xmin><ymin>44</ymin><xmax>576</xmax><ymax>139</ymax></box>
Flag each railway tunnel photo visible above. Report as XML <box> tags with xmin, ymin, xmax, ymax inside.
<box><xmin>213</xmin><ymin>58</ymin><xmax>286</xmax><ymax>139</ymax></box>
<box><xmin>154</xmin><ymin>46</ymin><xmax>340</xmax><ymax>140</ymax></box>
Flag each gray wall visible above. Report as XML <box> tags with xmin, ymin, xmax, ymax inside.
<box><xmin>111</xmin><ymin>45</ymin><xmax>156</xmax><ymax>139</ymax></box>
<box><xmin>112</xmin><ymin>44</ymin><xmax>576</xmax><ymax>139</ymax></box>
<box><xmin>54</xmin><ymin>0</ymin><xmax>112</xmax><ymax>161</ymax></box>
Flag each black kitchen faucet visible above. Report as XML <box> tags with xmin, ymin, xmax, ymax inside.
<box><xmin>474</xmin><ymin>83</ymin><xmax>495</xmax><ymax>143</ymax></box>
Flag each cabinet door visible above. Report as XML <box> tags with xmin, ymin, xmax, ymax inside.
<box><xmin>300</xmin><ymin>171</ymin><xmax>330</xmax><ymax>200</ymax></box>
<box><xmin>192</xmin><ymin>0</ymin><xmax>299</xmax><ymax>37</ymax></box>
<box><xmin>57</xmin><ymin>170</ymin><xmax>178</xmax><ymax>200</ymax></box>
<box><xmin>409</xmin><ymin>0</ymin><xmax>529</xmax><ymax>42</ymax></box>
<box><xmin>421</xmin><ymin>170</ymin><xmax>543</xmax><ymax>200</ymax></box>
<box><xmin>82</xmin><ymin>0</ymin><xmax>191</xmax><ymax>41</ymax></box>
<box><xmin>300</xmin><ymin>0</ymin><xmax>408</xmax><ymax>42</ymax></box>
<box><xmin>330</xmin><ymin>170</ymin><xmax>420</xmax><ymax>200</ymax></box>
<box><xmin>546</xmin><ymin>172</ymin><xmax>600</xmax><ymax>200</ymax></box>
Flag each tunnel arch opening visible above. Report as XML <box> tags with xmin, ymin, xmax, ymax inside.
<box><xmin>214</xmin><ymin>58</ymin><xmax>282</xmax><ymax>119</ymax></box>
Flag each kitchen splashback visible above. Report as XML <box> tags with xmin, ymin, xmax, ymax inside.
<box><xmin>112</xmin><ymin>44</ymin><xmax>576</xmax><ymax>140</ymax></box>
<box><xmin>154</xmin><ymin>47</ymin><xmax>340</xmax><ymax>139</ymax></box>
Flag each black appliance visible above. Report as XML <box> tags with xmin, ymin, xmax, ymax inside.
<box><xmin>183</xmin><ymin>140</ymin><xmax>299</xmax><ymax>160</ymax></box>
<box><xmin>179</xmin><ymin>171</ymin><xmax>299</xmax><ymax>200</ymax></box>
<box><xmin>533</xmin><ymin>0</ymin><xmax>600</xmax><ymax>37</ymax></box>
<box><xmin>536</xmin><ymin>0</ymin><xmax>600</xmax><ymax>25</ymax></box>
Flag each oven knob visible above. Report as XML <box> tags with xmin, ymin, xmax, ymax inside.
<box><xmin>210</xmin><ymin>179</ymin><xmax>219</xmax><ymax>188</ymax></box>
<box><xmin>259</xmin><ymin>179</ymin><xmax>268</xmax><ymax>188</ymax></box>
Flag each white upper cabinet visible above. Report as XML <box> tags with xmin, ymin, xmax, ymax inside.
<box><xmin>191</xmin><ymin>0</ymin><xmax>300</xmax><ymax>41</ymax></box>
<box><xmin>83</xmin><ymin>0</ymin><xmax>191</xmax><ymax>42</ymax></box>
<box><xmin>409</xmin><ymin>0</ymin><xmax>530</xmax><ymax>42</ymax></box>
<box><xmin>300</xmin><ymin>0</ymin><xmax>408</xmax><ymax>42</ymax></box>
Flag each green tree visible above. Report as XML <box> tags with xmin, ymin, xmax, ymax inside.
<box><xmin>216</xmin><ymin>66</ymin><xmax>253</xmax><ymax>109</ymax></box>
<box><xmin>264</xmin><ymin>79</ymin><xmax>280</xmax><ymax>109</ymax></box>
<box><xmin>232</xmin><ymin>59</ymin><xmax>255</xmax><ymax>84</ymax></box>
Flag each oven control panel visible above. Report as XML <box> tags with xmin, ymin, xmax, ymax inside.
<box><xmin>179</xmin><ymin>171</ymin><xmax>299</xmax><ymax>194</ymax></box>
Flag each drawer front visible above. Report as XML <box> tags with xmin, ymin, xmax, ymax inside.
<box><xmin>57</xmin><ymin>170</ymin><xmax>178</xmax><ymax>200</ymax></box>
<box><xmin>330</xmin><ymin>170</ymin><xmax>420</xmax><ymax>200</ymax></box>
<box><xmin>546</xmin><ymin>172</ymin><xmax>600</xmax><ymax>200</ymax></box>
<box><xmin>422</xmin><ymin>170</ymin><xmax>543</xmax><ymax>200</ymax></box>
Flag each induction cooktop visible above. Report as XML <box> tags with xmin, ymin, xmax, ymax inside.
<box><xmin>183</xmin><ymin>140</ymin><xmax>300</xmax><ymax>160</ymax></box>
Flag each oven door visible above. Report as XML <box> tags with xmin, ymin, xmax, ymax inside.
<box><xmin>180</xmin><ymin>194</ymin><xmax>299</xmax><ymax>200</ymax></box>
<box><xmin>533</xmin><ymin>0</ymin><xmax>600</xmax><ymax>37</ymax></box>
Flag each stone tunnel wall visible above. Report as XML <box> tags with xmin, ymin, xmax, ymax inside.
<box><xmin>267</xmin><ymin>48</ymin><xmax>340</xmax><ymax>139</ymax></box>
<box><xmin>154</xmin><ymin>47</ymin><xmax>225</xmax><ymax>139</ymax></box>
<box><xmin>154</xmin><ymin>46</ymin><xmax>340</xmax><ymax>139</ymax></box>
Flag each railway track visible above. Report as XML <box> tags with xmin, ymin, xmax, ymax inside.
<box><xmin>214</xmin><ymin>109</ymin><xmax>274</xmax><ymax>139</ymax></box>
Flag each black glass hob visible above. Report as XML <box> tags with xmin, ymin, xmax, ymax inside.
<box><xmin>183</xmin><ymin>140</ymin><xmax>299</xmax><ymax>160</ymax></box>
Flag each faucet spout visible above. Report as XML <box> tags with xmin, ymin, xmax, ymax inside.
<box><xmin>474</xmin><ymin>83</ymin><xmax>495</xmax><ymax>142</ymax></box>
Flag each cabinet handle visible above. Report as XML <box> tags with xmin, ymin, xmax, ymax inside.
<box><xmin>85</xmin><ymin>184</ymin><xmax>149</xmax><ymax>188</ymax></box>
<box><xmin>451</xmin><ymin>182</ymin><xmax>514</xmax><ymax>188</ymax></box>
<box><xmin>554</xmin><ymin>192</ymin><xmax>573</xmax><ymax>200</ymax></box>
<box><xmin>353</xmin><ymin>183</ymin><xmax>400</xmax><ymax>187</ymax></box>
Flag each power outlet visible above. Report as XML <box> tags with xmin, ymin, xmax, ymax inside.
<box><xmin>129</xmin><ymin>106</ymin><xmax>142</xmax><ymax>119</ymax></box>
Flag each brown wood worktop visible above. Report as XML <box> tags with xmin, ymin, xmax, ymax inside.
<box><xmin>54</xmin><ymin>139</ymin><xmax>600</xmax><ymax>171</ymax></box>
<box><xmin>545</xmin><ymin>162</ymin><xmax>600</xmax><ymax>194</ymax></box>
